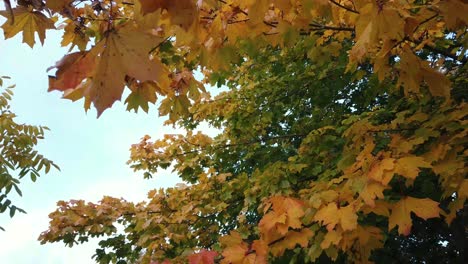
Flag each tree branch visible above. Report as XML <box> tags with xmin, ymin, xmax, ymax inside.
<box><xmin>328</xmin><ymin>0</ymin><xmax>359</xmax><ymax>14</ymax></box>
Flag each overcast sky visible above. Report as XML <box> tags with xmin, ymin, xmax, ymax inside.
<box><xmin>0</xmin><ymin>15</ymin><xmax>200</xmax><ymax>263</ymax></box>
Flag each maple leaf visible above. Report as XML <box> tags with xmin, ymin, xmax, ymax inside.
<box><xmin>314</xmin><ymin>203</ymin><xmax>358</xmax><ymax>232</ymax></box>
<box><xmin>398</xmin><ymin>45</ymin><xmax>451</xmax><ymax>98</ymax></box>
<box><xmin>48</xmin><ymin>51</ymin><xmax>96</xmax><ymax>92</ymax></box>
<box><xmin>394</xmin><ymin>156</ymin><xmax>432</xmax><ymax>180</ymax></box>
<box><xmin>320</xmin><ymin>229</ymin><xmax>342</xmax><ymax>249</ymax></box>
<box><xmin>251</xmin><ymin>239</ymin><xmax>268</xmax><ymax>263</ymax></box>
<box><xmin>49</xmin><ymin>24</ymin><xmax>170</xmax><ymax>116</ymax></box>
<box><xmin>61</xmin><ymin>21</ymin><xmax>89</xmax><ymax>51</ymax></box>
<box><xmin>351</xmin><ymin>2</ymin><xmax>404</xmax><ymax>62</ymax></box>
<box><xmin>220</xmin><ymin>231</ymin><xmax>250</xmax><ymax>263</ymax></box>
<box><xmin>259</xmin><ymin>196</ymin><xmax>306</xmax><ymax>242</ymax></box>
<box><xmin>0</xmin><ymin>6</ymin><xmax>55</xmax><ymax>48</ymax></box>
<box><xmin>367</xmin><ymin>158</ymin><xmax>395</xmax><ymax>185</ymax></box>
<box><xmin>388</xmin><ymin>197</ymin><xmax>440</xmax><ymax>235</ymax></box>
<box><xmin>270</xmin><ymin>228</ymin><xmax>314</xmax><ymax>256</ymax></box>
<box><xmin>125</xmin><ymin>80</ymin><xmax>159</xmax><ymax>113</ymax></box>
<box><xmin>360</xmin><ymin>181</ymin><xmax>386</xmax><ymax>207</ymax></box>
<box><xmin>138</xmin><ymin>0</ymin><xmax>197</xmax><ymax>30</ymax></box>
<box><xmin>45</xmin><ymin>0</ymin><xmax>73</xmax><ymax>13</ymax></box>
<box><xmin>188</xmin><ymin>250</ymin><xmax>218</xmax><ymax>264</ymax></box>
<box><xmin>437</xmin><ymin>0</ymin><xmax>468</xmax><ymax>29</ymax></box>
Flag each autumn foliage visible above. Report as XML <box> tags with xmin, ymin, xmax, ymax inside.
<box><xmin>0</xmin><ymin>76</ymin><xmax>58</xmax><ymax>230</ymax></box>
<box><xmin>0</xmin><ymin>0</ymin><xmax>467</xmax><ymax>263</ymax></box>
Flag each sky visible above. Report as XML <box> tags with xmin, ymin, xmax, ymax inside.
<box><xmin>0</xmin><ymin>14</ymin><xmax>204</xmax><ymax>264</ymax></box>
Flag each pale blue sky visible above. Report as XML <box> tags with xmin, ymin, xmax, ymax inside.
<box><xmin>0</xmin><ymin>16</ymin><xmax>198</xmax><ymax>263</ymax></box>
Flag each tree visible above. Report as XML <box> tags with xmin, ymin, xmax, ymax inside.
<box><xmin>0</xmin><ymin>0</ymin><xmax>466</xmax><ymax>263</ymax></box>
<box><xmin>0</xmin><ymin>76</ymin><xmax>58</xmax><ymax>230</ymax></box>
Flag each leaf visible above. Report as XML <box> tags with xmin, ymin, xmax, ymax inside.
<box><xmin>398</xmin><ymin>45</ymin><xmax>451</xmax><ymax>98</ymax></box>
<box><xmin>49</xmin><ymin>24</ymin><xmax>170</xmax><ymax>116</ymax></box>
<box><xmin>437</xmin><ymin>0</ymin><xmax>468</xmax><ymax>29</ymax></box>
<box><xmin>48</xmin><ymin>51</ymin><xmax>96</xmax><ymax>92</ymax></box>
<box><xmin>61</xmin><ymin>21</ymin><xmax>89</xmax><ymax>51</ymax></box>
<box><xmin>314</xmin><ymin>203</ymin><xmax>358</xmax><ymax>232</ymax></box>
<box><xmin>138</xmin><ymin>0</ymin><xmax>197</xmax><ymax>30</ymax></box>
<box><xmin>259</xmin><ymin>196</ymin><xmax>305</xmax><ymax>242</ymax></box>
<box><xmin>394</xmin><ymin>156</ymin><xmax>432</xmax><ymax>180</ymax></box>
<box><xmin>125</xmin><ymin>81</ymin><xmax>158</xmax><ymax>113</ymax></box>
<box><xmin>367</xmin><ymin>158</ymin><xmax>395</xmax><ymax>185</ymax></box>
<box><xmin>45</xmin><ymin>0</ymin><xmax>73</xmax><ymax>12</ymax></box>
<box><xmin>188</xmin><ymin>250</ymin><xmax>218</xmax><ymax>264</ymax></box>
<box><xmin>360</xmin><ymin>181</ymin><xmax>386</xmax><ymax>207</ymax></box>
<box><xmin>320</xmin><ymin>229</ymin><xmax>342</xmax><ymax>249</ymax></box>
<box><xmin>221</xmin><ymin>236</ymin><xmax>248</xmax><ymax>264</ymax></box>
<box><xmin>0</xmin><ymin>6</ymin><xmax>55</xmax><ymax>47</ymax></box>
<box><xmin>251</xmin><ymin>239</ymin><xmax>268</xmax><ymax>263</ymax></box>
<box><xmin>388</xmin><ymin>197</ymin><xmax>440</xmax><ymax>235</ymax></box>
<box><xmin>270</xmin><ymin>228</ymin><xmax>314</xmax><ymax>256</ymax></box>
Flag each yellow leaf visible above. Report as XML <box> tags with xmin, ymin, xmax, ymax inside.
<box><xmin>437</xmin><ymin>0</ymin><xmax>468</xmax><ymax>30</ymax></box>
<box><xmin>314</xmin><ymin>203</ymin><xmax>338</xmax><ymax>231</ymax></box>
<box><xmin>388</xmin><ymin>197</ymin><xmax>440</xmax><ymax>235</ymax></box>
<box><xmin>314</xmin><ymin>203</ymin><xmax>357</xmax><ymax>231</ymax></box>
<box><xmin>320</xmin><ymin>229</ymin><xmax>342</xmax><ymax>249</ymax></box>
<box><xmin>398</xmin><ymin>45</ymin><xmax>451</xmax><ymax>98</ymax></box>
<box><xmin>367</xmin><ymin>158</ymin><xmax>395</xmax><ymax>185</ymax></box>
<box><xmin>351</xmin><ymin>2</ymin><xmax>404</xmax><ymax>62</ymax></box>
<box><xmin>138</xmin><ymin>0</ymin><xmax>197</xmax><ymax>30</ymax></box>
<box><xmin>48</xmin><ymin>24</ymin><xmax>170</xmax><ymax>116</ymax></box>
<box><xmin>360</xmin><ymin>181</ymin><xmax>386</xmax><ymax>207</ymax></box>
<box><xmin>270</xmin><ymin>228</ymin><xmax>314</xmax><ymax>256</ymax></box>
<box><xmin>45</xmin><ymin>0</ymin><xmax>73</xmax><ymax>12</ymax></box>
<box><xmin>0</xmin><ymin>7</ymin><xmax>55</xmax><ymax>48</ymax></box>
<box><xmin>361</xmin><ymin>200</ymin><xmax>391</xmax><ymax>217</ymax></box>
<box><xmin>394</xmin><ymin>156</ymin><xmax>432</xmax><ymax>180</ymax></box>
<box><xmin>61</xmin><ymin>21</ymin><xmax>89</xmax><ymax>51</ymax></box>
<box><xmin>220</xmin><ymin>232</ymin><xmax>252</xmax><ymax>264</ymax></box>
<box><xmin>91</xmin><ymin>26</ymin><xmax>170</xmax><ymax>115</ymax></box>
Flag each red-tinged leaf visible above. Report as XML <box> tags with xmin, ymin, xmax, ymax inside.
<box><xmin>48</xmin><ymin>51</ymin><xmax>95</xmax><ymax>92</ymax></box>
<box><xmin>48</xmin><ymin>24</ymin><xmax>170</xmax><ymax>116</ymax></box>
<box><xmin>251</xmin><ymin>239</ymin><xmax>268</xmax><ymax>263</ymax></box>
<box><xmin>221</xmin><ymin>244</ymin><xmax>248</xmax><ymax>264</ymax></box>
<box><xmin>188</xmin><ymin>250</ymin><xmax>218</xmax><ymax>264</ymax></box>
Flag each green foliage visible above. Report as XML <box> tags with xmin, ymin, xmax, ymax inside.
<box><xmin>0</xmin><ymin>76</ymin><xmax>59</xmax><ymax>230</ymax></box>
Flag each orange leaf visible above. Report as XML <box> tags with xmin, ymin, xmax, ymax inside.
<box><xmin>314</xmin><ymin>203</ymin><xmax>357</xmax><ymax>231</ymax></box>
<box><xmin>388</xmin><ymin>197</ymin><xmax>440</xmax><ymax>235</ymax></box>
<box><xmin>48</xmin><ymin>24</ymin><xmax>170</xmax><ymax>116</ymax></box>
<box><xmin>138</xmin><ymin>0</ymin><xmax>197</xmax><ymax>30</ymax></box>
<box><xmin>48</xmin><ymin>51</ymin><xmax>96</xmax><ymax>92</ymax></box>
<box><xmin>220</xmin><ymin>231</ymin><xmax>251</xmax><ymax>264</ymax></box>
<box><xmin>360</xmin><ymin>181</ymin><xmax>386</xmax><ymax>207</ymax></box>
<box><xmin>394</xmin><ymin>156</ymin><xmax>432</xmax><ymax>180</ymax></box>
<box><xmin>320</xmin><ymin>229</ymin><xmax>342</xmax><ymax>249</ymax></box>
<box><xmin>188</xmin><ymin>250</ymin><xmax>218</xmax><ymax>264</ymax></box>
<box><xmin>251</xmin><ymin>239</ymin><xmax>268</xmax><ymax>264</ymax></box>
<box><xmin>367</xmin><ymin>158</ymin><xmax>395</xmax><ymax>185</ymax></box>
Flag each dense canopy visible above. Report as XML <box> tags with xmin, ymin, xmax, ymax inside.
<box><xmin>0</xmin><ymin>0</ymin><xmax>466</xmax><ymax>263</ymax></box>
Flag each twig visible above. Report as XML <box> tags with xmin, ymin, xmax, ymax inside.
<box><xmin>329</xmin><ymin>0</ymin><xmax>359</xmax><ymax>14</ymax></box>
